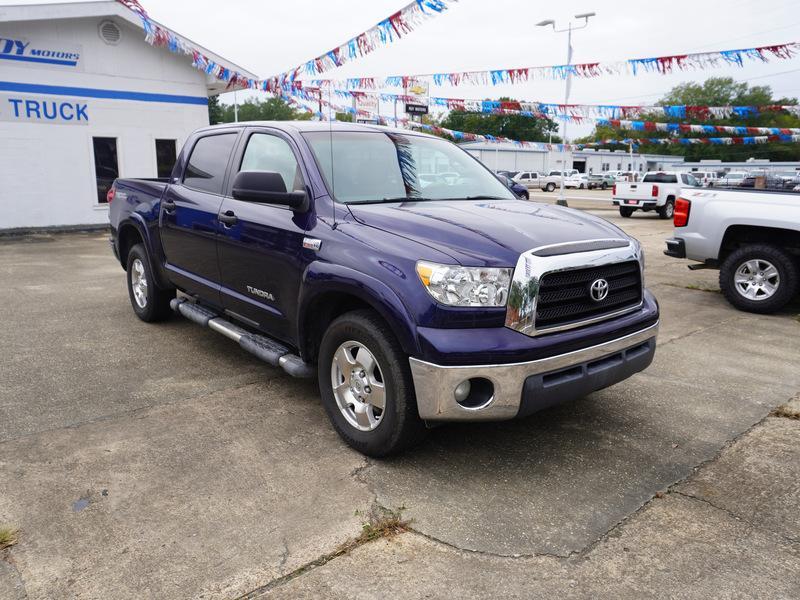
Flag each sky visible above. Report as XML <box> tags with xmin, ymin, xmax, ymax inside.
<box><xmin>4</xmin><ymin>0</ymin><xmax>800</xmax><ymax>137</ymax></box>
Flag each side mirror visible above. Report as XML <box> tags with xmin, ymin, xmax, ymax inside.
<box><xmin>232</xmin><ymin>171</ymin><xmax>308</xmax><ymax>212</ymax></box>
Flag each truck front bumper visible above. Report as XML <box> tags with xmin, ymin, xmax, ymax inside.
<box><xmin>409</xmin><ymin>322</ymin><xmax>658</xmax><ymax>421</ymax></box>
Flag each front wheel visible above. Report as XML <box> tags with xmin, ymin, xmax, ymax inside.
<box><xmin>521</xmin><ymin>191</ymin><xmax>530</xmax><ymax>200</ymax></box>
<box><xmin>619</xmin><ymin>206</ymin><xmax>634</xmax><ymax>218</ymax></box>
<box><xmin>719</xmin><ymin>245</ymin><xmax>798</xmax><ymax>314</ymax></box>
<box><xmin>126</xmin><ymin>244</ymin><xmax>174</xmax><ymax>322</ymax></box>
<box><xmin>318</xmin><ymin>310</ymin><xmax>427</xmax><ymax>457</ymax></box>
<box><xmin>601</xmin><ymin>182</ymin><xmax>608</xmax><ymax>190</ymax></box>
<box><xmin>579</xmin><ymin>183</ymin><xmax>585</xmax><ymax>189</ymax></box>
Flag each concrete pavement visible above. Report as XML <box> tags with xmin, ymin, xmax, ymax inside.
<box><xmin>1</xmin><ymin>200</ymin><xmax>798</xmax><ymax>598</ymax></box>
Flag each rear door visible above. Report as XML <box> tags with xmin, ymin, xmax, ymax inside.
<box><xmin>216</xmin><ymin>128</ymin><xmax>311</xmax><ymax>343</ymax></box>
<box><xmin>160</xmin><ymin>130</ymin><xmax>239</xmax><ymax>301</ymax></box>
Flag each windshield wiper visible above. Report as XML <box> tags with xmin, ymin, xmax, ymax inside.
<box><xmin>463</xmin><ymin>195</ymin><xmax>509</xmax><ymax>200</ymax></box>
<box><xmin>351</xmin><ymin>196</ymin><xmax>434</xmax><ymax>205</ymax></box>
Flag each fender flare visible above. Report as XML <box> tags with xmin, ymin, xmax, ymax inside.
<box><xmin>297</xmin><ymin>261</ymin><xmax>420</xmax><ymax>358</ymax></box>
<box><xmin>117</xmin><ymin>215</ymin><xmax>172</xmax><ymax>289</ymax></box>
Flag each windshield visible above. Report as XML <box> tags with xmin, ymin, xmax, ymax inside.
<box><xmin>303</xmin><ymin>131</ymin><xmax>515</xmax><ymax>204</ymax></box>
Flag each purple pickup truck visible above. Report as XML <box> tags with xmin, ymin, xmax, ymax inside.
<box><xmin>108</xmin><ymin>121</ymin><xmax>659</xmax><ymax>456</ymax></box>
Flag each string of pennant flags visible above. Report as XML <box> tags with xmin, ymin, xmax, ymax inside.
<box><xmin>317</xmin><ymin>89</ymin><xmax>800</xmax><ymax>120</ymax></box>
<box><xmin>117</xmin><ymin>0</ymin><xmax>798</xmax><ymax>100</ymax></box>
<box><xmin>301</xmin><ymin>42</ymin><xmax>800</xmax><ymax>89</ymax></box>
<box><xmin>118</xmin><ymin>0</ymin><xmax>800</xmax><ymax>149</ymax></box>
<box><xmin>116</xmin><ymin>0</ymin><xmax>456</xmax><ymax>91</ymax></box>
<box><xmin>286</xmin><ymin>92</ymin><xmax>800</xmax><ymax>151</ymax></box>
<box><xmin>287</xmin><ymin>87</ymin><xmax>800</xmax><ymax>136</ymax></box>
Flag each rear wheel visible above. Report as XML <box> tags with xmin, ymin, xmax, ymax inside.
<box><xmin>318</xmin><ymin>310</ymin><xmax>427</xmax><ymax>457</ymax></box>
<box><xmin>126</xmin><ymin>244</ymin><xmax>173</xmax><ymax>322</ymax></box>
<box><xmin>719</xmin><ymin>244</ymin><xmax>798</xmax><ymax>314</ymax></box>
<box><xmin>619</xmin><ymin>206</ymin><xmax>634</xmax><ymax>218</ymax></box>
<box><xmin>658</xmin><ymin>198</ymin><xmax>675</xmax><ymax>220</ymax></box>
<box><xmin>546</xmin><ymin>182</ymin><xmax>556</xmax><ymax>192</ymax></box>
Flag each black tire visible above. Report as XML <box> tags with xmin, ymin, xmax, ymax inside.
<box><xmin>579</xmin><ymin>183</ymin><xmax>585</xmax><ymax>190</ymax></box>
<box><xmin>619</xmin><ymin>206</ymin><xmax>634</xmax><ymax>218</ymax></box>
<box><xmin>546</xmin><ymin>182</ymin><xmax>556</xmax><ymax>192</ymax></box>
<box><xmin>522</xmin><ymin>191</ymin><xmax>530</xmax><ymax>200</ymax></box>
<box><xmin>318</xmin><ymin>309</ymin><xmax>427</xmax><ymax>457</ymax></box>
<box><xmin>601</xmin><ymin>182</ymin><xmax>608</xmax><ymax>190</ymax></box>
<box><xmin>126</xmin><ymin>243</ymin><xmax>174</xmax><ymax>322</ymax></box>
<box><xmin>658</xmin><ymin>197</ymin><xmax>675</xmax><ymax>220</ymax></box>
<box><xmin>719</xmin><ymin>244</ymin><xmax>799</xmax><ymax>314</ymax></box>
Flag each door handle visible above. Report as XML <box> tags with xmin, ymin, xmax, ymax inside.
<box><xmin>162</xmin><ymin>199</ymin><xmax>176</xmax><ymax>212</ymax></box>
<box><xmin>218</xmin><ymin>211</ymin><xmax>238</xmax><ymax>226</ymax></box>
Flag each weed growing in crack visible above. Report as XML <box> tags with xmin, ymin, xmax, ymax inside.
<box><xmin>0</xmin><ymin>525</ymin><xmax>19</xmax><ymax>550</ymax></box>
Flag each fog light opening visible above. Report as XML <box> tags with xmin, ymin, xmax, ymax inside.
<box><xmin>454</xmin><ymin>377</ymin><xmax>495</xmax><ymax>410</ymax></box>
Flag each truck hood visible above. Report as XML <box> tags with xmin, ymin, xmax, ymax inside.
<box><xmin>347</xmin><ymin>199</ymin><xmax>628</xmax><ymax>267</ymax></box>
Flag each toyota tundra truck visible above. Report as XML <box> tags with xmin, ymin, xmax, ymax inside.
<box><xmin>613</xmin><ymin>171</ymin><xmax>700</xmax><ymax>219</ymax></box>
<box><xmin>108</xmin><ymin>121</ymin><xmax>659</xmax><ymax>456</ymax></box>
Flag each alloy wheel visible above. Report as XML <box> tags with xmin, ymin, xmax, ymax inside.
<box><xmin>330</xmin><ymin>341</ymin><xmax>386</xmax><ymax>431</ymax></box>
<box><xmin>734</xmin><ymin>259</ymin><xmax>780</xmax><ymax>301</ymax></box>
<box><xmin>130</xmin><ymin>258</ymin><xmax>148</xmax><ymax>308</ymax></box>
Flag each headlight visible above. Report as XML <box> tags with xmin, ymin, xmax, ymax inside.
<box><xmin>416</xmin><ymin>261</ymin><xmax>512</xmax><ymax>307</ymax></box>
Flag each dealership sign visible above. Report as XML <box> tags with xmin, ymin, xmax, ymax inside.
<box><xmin>0</xmin><ymin>94</ymin><xmax>89</xmax><ymax>125</ymax></box>
<box><xmin>0</xmin><ymin>37</ymin><xmax>82</xmax><ymax>69</ymax></box>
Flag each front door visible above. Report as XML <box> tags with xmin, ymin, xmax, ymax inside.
<box><xmin>216</xmin><ymin>129</ymin><xmax>311</xmax><ymax>343</ymax></box>
<box><xmin>160</xmin><ymin>130</ymin><xmax>239</xmax><ymax>302</ymax></box>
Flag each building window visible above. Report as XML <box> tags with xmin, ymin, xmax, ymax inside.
<box><xmin>155</xmin><ymin>139</ymin><xmax>177</xmax><ymax>179</ymax></box>
<box><xmin>92</xmin><ymin>137</ymin><xmax>118</xmax><ymax>204</ymax></box>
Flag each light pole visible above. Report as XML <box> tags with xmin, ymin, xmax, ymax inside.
<box><xmin>537</xmin><ymin>12</ymin><xmax>596</xmax><ymax>207</ymax></box>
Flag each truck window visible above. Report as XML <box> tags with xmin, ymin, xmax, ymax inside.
<box><xmin>92</xmin><ymin>137</ymin><xmax>118</xmax><ymax>204</ymax></box>
<box><xmin>642</xmin><ymin>173</ymin><xmax>678</xmax><ymax>184</ymax></box>
<box><xmin>240</xmin><ymin>133</ymin><xmax>305</xmax><ymax>192</ymax></box>
<box><xmin>155</xmin><ymin>139</ymin><xmax>177</xmax><ymax>179</ymax></box>
<box><xmin>183</xmin><ymin>133</ymin><xmax>238</xmax><ymax>194</ymax></box>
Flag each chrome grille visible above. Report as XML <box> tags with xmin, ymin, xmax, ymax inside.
<box><xmin>505</xmin><ymin>239</ymin><xmax>644</xmax><ymax>337</ymax></box>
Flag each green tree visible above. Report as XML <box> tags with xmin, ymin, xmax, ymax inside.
<box><xmin>207</xmin><ymin>95</ymin><xmax>224</xmax><ymax>125</ymax></box>
<box><xmin>214</xmin><ymin>96</ymin><xmax>312</xmax><ymax>123</ymax></box>
<box><xmin>438</xmin><ymin>98</ymin><xmax>561</xmax><ymax>143</ymax></box>
<box><xmin>577</xmin><ymin>77</ymin><xmax>800</xmax><ymax>161</ymax></box>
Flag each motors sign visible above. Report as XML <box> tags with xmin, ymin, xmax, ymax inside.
<box><xmin>0</xmin><ymin>94</ymin><xmax>89</xmax><ymax>126</ymax></box>
<box><xmin>0</xmin><ymin>37</ymin><xmax>82</xmax><ymax>69</ymax></box>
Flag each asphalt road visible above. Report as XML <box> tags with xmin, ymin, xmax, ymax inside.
<box><xmin>1</xmin><ymin>204</ymin><xmax>799</xmax><ymax>599</ymax></box>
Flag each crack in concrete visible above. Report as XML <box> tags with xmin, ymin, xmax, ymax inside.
<box><xmin>671</xmin><ymin>490</ymin><xmax>800</xmax><ymax>547</ymax></box>
<box><xmin>0</xmin><ymin>550</ymin><xmax>29</xmax><ymax>600</ymax></box>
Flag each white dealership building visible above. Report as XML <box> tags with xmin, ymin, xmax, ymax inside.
<box><xmin>0</xmin><ymin>1</ymin><xmax>256</xmax><ymax>230</ymax></box>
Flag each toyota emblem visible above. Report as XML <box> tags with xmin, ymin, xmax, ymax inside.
<box><xmin>589</xmin><ymin>278</ymin><xmax>610</xmax><ymax>302</ymax></box>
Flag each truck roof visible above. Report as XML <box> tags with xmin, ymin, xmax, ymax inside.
<box><xmin>197</xmin><ymin>121</ymin><xmax>436</xmax><ymax>137</ymax></box>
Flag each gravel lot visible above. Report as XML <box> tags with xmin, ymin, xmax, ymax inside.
<box><xmin>1</xmin><ymin>193</ymin><xmax>799</xmax><ymax>599</ymax></box>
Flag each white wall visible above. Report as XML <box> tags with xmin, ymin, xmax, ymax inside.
<box><xmin>0</xmin><ymin>16</ymin><xmax>210</xmax><ymax>229</ymax></box>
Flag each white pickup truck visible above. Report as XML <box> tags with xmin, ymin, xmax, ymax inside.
<box><xmin>613</xmin><ymin>171</ymin><xmax>700</xmax><ymax>219</ymax></box>
<box><xmin>664</xmin><ymin>187</ymin><xmax>800</xmax><ymax>313</ymax></box>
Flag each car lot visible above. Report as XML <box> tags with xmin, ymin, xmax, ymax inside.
<box><xmin>1</xmin><ymin>195</ymin><xmax>799</xmax><ymax>599</ymax></box>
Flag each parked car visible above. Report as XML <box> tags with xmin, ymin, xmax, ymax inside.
<box><xmin>564</xmin><ymin>174</ymin><xmax>590</xmax><ymax>189</ymax></box>
<box><xmin>613</xmin><ymin>171</ymin><xmax>700</xmax><ymax>219</ymax></box>
<box><xmin>714</xmin><ymin>172</ymin><xmax>748</xmax><ymax>187</ymax></box>
<box><xmin>540</xmin><ymin>169</ymin><xmax>579</xmax><ymax>192</ymax></box>
<box><xmin>108</xmin><ymin>121</ymin><xmax>659</xmax><ymax>456</ymax></box>
<box><xmin>497</xmin><ymin>173</ymin><xmax>529</xmax><ymax>199</ymax></box>
<box><xmin>511</xmin><ymin>170</ymin><xmax>544</xmax><ymax>190</ymax></box>
<box><xmin>692</xmin><ymin>171</ymin><xmax>719</xmax><ymax>187</ymax></box>
<box><xmin>587</xmin><ymin>173</ymin><xmax>615</xmax><ymax>190</ymax></box>
<box><xmin>665</xmin><ymin>187</ymin><xmax>800</xmax><ymax>314</ymax></box>
<box><xmin>773</xmin><ymin>171</ymin><xmax>800</xmax><ymax>189</ymax></box>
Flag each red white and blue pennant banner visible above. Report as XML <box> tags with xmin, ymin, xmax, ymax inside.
<box><xmin>266</xmin><ymin>0</ymin><xmax>457</xmax><ymax>87</ymax></box>
<box><xmin>303</xmin><ymin>43</ymin><xmax>800</xmax><ymax>88</ymax></box>
<box><xmin>117</xmin><ymin>0</ymin><xmax>457</xmax><ymax>91</ymax></box>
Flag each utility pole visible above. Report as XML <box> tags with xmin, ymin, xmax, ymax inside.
<box><xmin>537</xmin><ymin>12</ymin><xmax>596</xmax><ymax>207</ymax></box>
<box><xmin>233</xmin><ymin>90</ymin><xmax>239</xmax><ymax>122</ymax></box>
